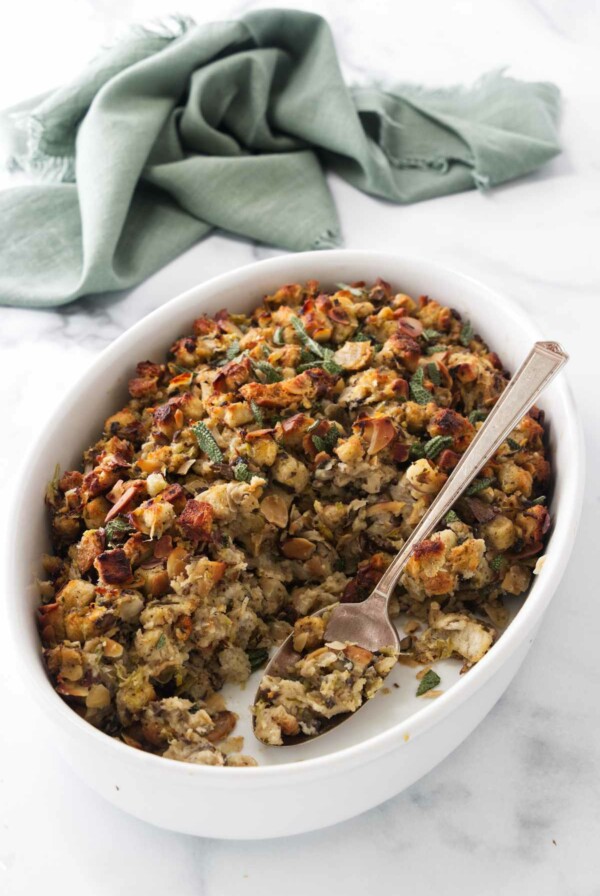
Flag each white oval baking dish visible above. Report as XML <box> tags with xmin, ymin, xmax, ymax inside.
<box><xmin>6</xmin><ymin>251</ymin><xmax>584</xmax><ymax>839</ymax></box>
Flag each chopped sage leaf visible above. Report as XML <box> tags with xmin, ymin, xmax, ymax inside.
<box><xmin>273</xmin><ymin>327</ymin><xmax>285</xmax><ymax>346</ymax></box>
<box><xmin>156</xmin><ymin>633</ymin><xmax>167</xmax><ymax>650</ymax></box>
<box><xmin>45</xmin><ymin>463</ymin><xmax>61</xmax><ymax>504</ymax></box>
<box><xmin>424</xmin><ymin>435</ymin><xmax>453</xmax><ymax>459</ymax></box>
<box><xmin>104</xmin><ymin>517</ymin><xmax>134</xmax><ymax>545</ymax></box>
<box><xmin>460</xmin><ymin>320</ymin><xmax>475</xmax><ymax>347</ymax></box>
<box><xmin>311</xmin><ymin>435</ymin><xmax>329</xmax><ymax>453</ymax></box>
<box><xmin>312</xmin><ymin>428</ymin><xmax>340</xmax><ymax>454</ymax></box>
<box><xmin>253</xmin><ymin>360</ymin><xmax>283</xmax><ymax>383</ymax></box>
<box><xmin>233</xmin><ymin>462</ymin><xmax>253</xmax><ymax>483</ymax></box>
<box><xmin>225</xmin><ymin>340</ymin><xmax>241</xmax><ymax>361</ymax></box>
<box><xmin>170</xmin><ymin>363</ymin><xmax>192</xmax><ymax>375</ymax></box>
<box><xmin>422</xmin><ymin>328</ymin><xmax>442</xmax><ymax>342</ymax></box>
<box><xmin>530</xmin><ymin>495</ymin><xmax>547</xmax><ymax>506</ymax></box>
<box><xmin>444</xmin><ymin>509</ymin><xmax>460</xmax><ymax>524</ymax></box>
<box><xmin>507</xmin><ymin>437</ymin><xmax>521</xmax><ymax>451</ymax></box>
<box><xmin>468</xmin><ymin>409</ymin><xmax>488</xmax><ymax>424</ymax></box>
<box><xmin>466</xmin><ymin>476</ymin><xmax>495</xmax><ymax>496</ymax></box>
<box><xmin>409</xmin><ymin>367</ymin><xmax>431</xmax><ymax>405</ymax></box>
<box><xmin>425</xmin><ymin>344</ymin><xmax>446</xmax><ymax>355</ymax></box>
<box><xmin>426</xmin><ymin>362</ymin><xmax>441</xmax><ymax>386</ymax></box>
<box><xmin>322</xmin><ymin>347</ymin><xmax>344</xmax><ymax>375</ymax></box>
<box><xmin>298</xmin><ymin>355</ymin><xmax>343</xmax><ymax>377</ymax></box>
<box><xmin>247</xmin><ymin>647</ymin><xmax>269</xmax><ymax>672</ymax></box>
<box><xmin>290</xmin><ymin>318</ymin><xmax>344</xmax><ymax>372</ymax></box>
<box><xmin>250</xmin><ymin>399</ymin><xmax>263</xmax><ymax>426</ymax></box>
<box><xmin>291</xmin><ymin>315</ymin><xmax>324</xmax><ymax>358</ymax></box>
<box><xmin>409</xmin><ymin>442</ymin><xmax>426</xmax><ymax>459</ymax></box>
<box><xmin>416</xmin><ymin>669</ymin><xmax>441</xmax><ymax>696</ymax></box>
<box><xmin>354</xmin><ymin>331</ymin><xmax>372</xmax><ymax>342</ymax></box>
<box><xmin>490</xmin><ymin>555</ymin><xmax>506</xmax><ymax>572</ymax></box>
<box><xmin>192</xmin><ymin>422</ymin><xmax>224</xmax><ymax>463</ymax></box>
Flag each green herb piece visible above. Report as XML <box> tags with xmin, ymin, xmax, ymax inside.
<box><xmin>260</xmin><ymin>343</ymin><xmax>271</xmax><ymax>358</ymax></box>
<box><xmin>312</xmin><ymin>428</ymin><xmax>340</xmax><ymax>454</ymax></box>
<box><xmin>409</xmin><ymin>442</ymin><xmax>426</xmax><ymax>459</ymax></box>
<box><xmin>104</xmin><ymin>517</ymin><xmax>134</xmax><ymax>545</ymax></box>
<box><xmin>426</xmin><ymin>362</ymin><xmax>441</xmax><ymax>386</ymax></box>
<box><xmin>416</xmin><ymin>669</ymin><xmax>441</xmax><ymax>696</ymax></box>
<box><xmin>444</xmin><ymin>509</ymin><xmax>460</xmax><ymax>524</ymax></box>
<box><xmin>299</xmin><ymin>347</ymin><xmax>315</xmax><ymax>365</ymax></box>
<box><xmin>297</xmin><ymin>351</ymin><xmax>343</xmax><ymax>377</ymax></box>
<box><xmin>253</xmin><ymin>360</ymin><xmax>283</xmax><ymax>383</ymax></box>
<box><xmin>250</xmin><ymin>400</ymin><xmax>263</xmax><ymax>426</ymax></box>
<box><xmin>425</xmin><ymin>344</ymin><xmax>446</xmax><ymax>356</ymax></box>
<box><xmin>156</xmin><ymin>633</ymin><xmax>166</xmax><ymax>650</ymax></box>
<box><xmin>312</xmin><ymin>436</ymin><xmax>329</xmax><ymax>453</ymax></box>
<box><xmin>192</xmin><ymin>422</ymin><xmax>224</xmax><ymax>463</ymax></box>
<box><xmin>507</xmin><ymin>437</ymin><xmax>521</xmax><ymax>451</ymax></box>
<box><xmin>409</xmin><ymin>367</ymin><xmax>431</xmax><ymax>405</ymax></box>
<box><xmin>45</xmin><ymin>463</ymin><xmax>61</xmax><ymax>504</ymax></box>
<box><xmin>170</xmin><ymin>363</ymin><xmax>192</xmax><ymax>375</ymax></box>
<box><xmin>466</xmin><ymin>476</ymin><xmax>495</xmax><ymax>496</ymax></box>
<box><xmin>336</xmin><ymin>282</ymin><xmax>364</xmax><ymax>297</ymax></box>
<box><xmin>225</xmin><ymin>339</ymin><xmax>241</xmax><ymax>361</ymax></box>
<box><xmin>424</xmin><ymin>435</ymin><xmax>453</xmax><ymax>459</ymax></box>
<box><xmin>322</xmin><ymin>348</ymin><xmax>344</xmax><ymax>375</ymax></box>
<box><xmin>530</xmin><ymin>495</ymin><xmax>547</xmax><ymax>506</ymax></box>
<box><xmin>468</xmin><ymin>409</ymin><xmax>488</xmax><ymax>425</ymax></box>
<box><xmin>490</xmin><ymin>555</ymin><xmax>506</xmax><ymax>572</ymax></box>
<box><xmin>233</xmin><ymin>462</ymin><xmax>253</xmax><ymax>483</ymax></box>
<box><xmin>290</xmin><ymin>316</ymin><xmax>344</xmax><ymax>372</ymax></box>
<box><xmin>247</xmin><ymin>647</ymin><xmax>269</xmax><ymax>672</ymax></box>
<box><xmin>422</xmin><ymin>328</ymin><xmax>442</xmax><ymax>342</ymax></box>
<box><xmin>460</xmin><ymin>320</ymin><xmax>475</xmax><ymax>347</ymax></box>
<box><xmin>273</xmin><ymin>327</ymin><xmax>285</xmax><ymax>346</ymax></box>
<box><xmin>291</xmin><ymin>315</ymin><xmax>324</xmax><ymax>358</ymax></box>
<box><xmin>344</xmin><ymin>329</ymin><xmax>381</xmax><ymax>351</ymax></box>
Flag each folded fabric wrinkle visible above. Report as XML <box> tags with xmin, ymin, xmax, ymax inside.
<box><xmin>0</xmin><ymin>10</ymin><xmax>561</xmax><ymax>307</ymax></box>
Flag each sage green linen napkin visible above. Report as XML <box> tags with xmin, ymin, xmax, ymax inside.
<box><xmin>0</xmin><ymin>10</ymin><xmax>561</xmax><ymax>308</ymax></box>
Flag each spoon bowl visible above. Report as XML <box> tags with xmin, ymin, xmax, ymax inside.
<box><xmin>253</xmin><ymin>598</ymin><xmax>401</xmax><ymax>744</ymax></box>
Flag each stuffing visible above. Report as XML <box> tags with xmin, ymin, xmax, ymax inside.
<box><xmin>405</xmin><ymin>458</ymin><xmax>448</xmax><ymax>495</ymax></box>
<box><xmin>333</xmin><ymin>340</ymin><xmax>373</xmax><ymax>371</ymax></box>
<box><xmin>253</xmin><ymin>608</ymin><xmax>398</xmax><ymax>744</ymax></box>
<box><xmin>39</xmin><ymin>278</ymin><xmax>550</xmax><ymax>767</ymax></box>
<box><xmin>413</xmin><ymin>605</ymin><xmax>495</xmax><ymax>667</ymax></box>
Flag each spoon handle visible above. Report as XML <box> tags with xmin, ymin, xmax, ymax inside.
<box><xmin>370</xmin><ymin>341</ymin><xmax>568</xmax><ymax>601</ymax></box>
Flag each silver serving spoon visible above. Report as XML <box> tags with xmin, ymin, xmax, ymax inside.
<box><xmin>254</xmin><ymin>341</ymin><xmax>568</xmax><ymax>745</ymax></box>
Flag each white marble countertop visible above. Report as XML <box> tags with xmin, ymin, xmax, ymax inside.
<box><xmin>1</xmin><ymin>0</ymin><xmax>599</xmax><ymax>893</ymax></box>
